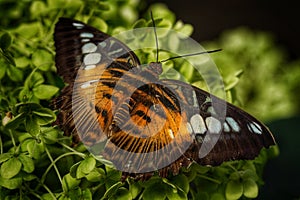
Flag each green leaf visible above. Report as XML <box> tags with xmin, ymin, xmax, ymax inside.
<box><xmin>105</xmin><ymin>166</ymin><xmax>121</xmax><ymax>184</ymax></box>
<box><xmin>0</xmin><ymin>157</ymin><xmax>22</xmax><ymax>179</ymax></box>
<box><xmin>189</xmin><ymin>163</ymin><xmax>210</xmax><ymax>174</ymax></box>
<box><xmin>229</xmin><ymin>171</ymin><xmax>241</xmax><ymax>181</ymax></box>
<box><xmin>86</xmin><ymin>168</ymin><xmax>105</xmax><ymax>182</ymax></box>
<box><xmin>24</xmin><ymin>71</ymin><xmax>44</xmax><ymax>89</ymax></box>
<box><xmin>193</xmin><ymin>192</ymin><xmax>209</xmax><ymax>200</ymax></box>
<box><xmin>166</xmin><ymin>189</ymin><xmax>187</xmax><ymax>200</ymax></box>
<box><xmin>0</xmin><ymin>32</ymin><xmax>12</xmax><ymax>50</ymax></box>
<box><xmin>129</xmin><ymin>181</ymin><xmax>142</xmax><ymax>199</ymax></box>
<box><xmin>0</xmin><ymin>176</ymin><xmax>22</xmax><ymax>189</ymax></box>
<box><xmin>18</xmin><ymin>154</ymin><xmax>34</xmax><ymax>173</ymax></box>
<box><xmin>120</xmin><ymin>5</ymin><xmax>138</xmax><ymax>24</ymax></box>
<box><xmin>62</xmin><ymin>173</ymin><xmax>81</xmax><ymax>192</ymax></box>
<box><xmin>7</xmin><ymin>65</ymin><xmax>23</xmax><ymax>82</ymax></box>
<box><xmin>225</xmin><ymin>77</ymin><xmax>240</xmax><ymax>91</ymax></box>
<box><xmin>89</xmin><ymin>18</ymin><xmax>108</xmax><ymax>33</ymax></box>
<box><xmin>0</xmin><ymin>49</ymin><xmax>15</xmax><ymax>66</ymax></box>
<box><xmin>70</xmin><ymin>162</ymin><xmax>80</xmax><ymax>178</ymax></box>
<box><xmin>243</xmin><ymin>179</ymin><xmax>258</xmax><ymax>198</ymax></box>
<box><xmin>22</xmin><ymin>173</ymin><xmax>37</xmax><ymax>181</ymax></box>
<box><xmin>210</xmin><ymin>193</ymin><xmax>225</xmax><ymax>200</ymax></box>
<box><xmin>149</xmin><ymin>18</ymin><xmax>172</xmax><ymax>37</ymax></box>
<box><xmin>40</xmin><ymin>127</ymin><xmax>59</xmax><ymax>144</ymax></box>
<box><xmin>76</xmin><ymin>157</ymin><xmax>96</xmax><ymax>178</ymax></box>
<box><xmin>148</xmin><ymin>3</ymin><xmax>176</xmax><ymax>24</ymax></box>
<box><xmin>15</xmin><ymin>23</ymin><xmax>40</xmax><ymax>39</ymax></box>
<box><xmin>26</xmin><ymin>139</ymin><xmax>45</xmax><ymax>159</ymax></box>
<box><xmin>179</xmin><ymin>61</ymin><xmax>194</xmax><ymax>81</ymax></box>
<box><xmin>18</xmin><ymin>133</ymin><xmax>32</xmax><ymax>143</ymax></box>
<box><xmin>142</xmin><ymin>181</ymin><xmax>167</xmax><ymax>200</ymax></box>
<box><xmin>30</xmin><ymin>1</ymin><xmax>47</xmax><ymax>18</ymax></box>
<box><xmin>33</xmin><ymin>107</ymin><xmax>56</xmax><ymax>125</ymax></box>
<box><xmin>225</xmin><ymin>180</ymin><xmax>243</xmax><ymax>200</ymax></box>
<box><xmin>174</xmin><ymin>21</ymin><xmax>194</xmax><ymax>39</ymax></box>
<box><xmin>112</xmin><ymin>187</ymin><xmax>132</xmax><ymax>200</ymax></box>
<box><xmin>4</xmin><ymin>112</ymin><xmax>26</xmax><ymax>129</ymax></box>
<box><xmin>17</xmin><ymin>102</ymin><xmax>42</xmax><ymax>113</ymax></box>
<box><xmin>25</xmin><ymin>115</ymin><xmax>40</xmax><ymax>135</ymax></box>
<box><xmin>19</xmin><ymin>87</ymin><xmax>33</xmax><ymax>102</ymax></box>
<box><xmin>241</xmin><ymin>169</ymin><xmax>258</xmax><ymax>181</ymax></box>
<box><xmin>42</xmin><ymin>193</ymin><xmax>58</xmax><ymax>200</ymax></box>
<box><xmin>68</xmin><ymin>188</ymin><xmax>83</xmax><ymax>200</ymax></box>
<box><xmin>132</xmin><ymin>19</ymin><xmax>147</xmax><ymax>29</ymax></box>
<box><xmin>0</xmin><ymin>153</ymin><xmax>12</xmax><ymax>164</ymax></box>
<box><xmin>33</xmin><ymin>84</ymin><xmax>59</xmax><ymax>99</ymax></box>
<box><xmin>15</xmin><ymin>56</ymin><xmax>30</xmax><ymax>68</ymax></box>
<box><xmin>102</xmin><ymin>182</ymin><xmax>123</xmax><ymax>199</ymax></box>
<box><xmin>170</xmin><ymin>174</ymin><xmax>189</xmax><ymax>194</ymax></box>
<box><xmin>32</xmin><ymin>49</ymin><xmax>53</xmax><ymax>71</ymax></box>
<box><xmin>82</xmin><ymin>189</ymin><xmax>93</xmax><ymax>200</ymax></box>
<box><xmin>0</xmin><ymin>61</ymin><xmax>7</xmax><ymax>79</ymax></box>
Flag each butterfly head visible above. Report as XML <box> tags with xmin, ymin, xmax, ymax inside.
<box><xmin>148</xmin><ymin>62</ymin><xmax>163</xmax><ymax>75</ymax></box>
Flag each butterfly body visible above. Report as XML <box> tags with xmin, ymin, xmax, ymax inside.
<box><xmin>53</xmin><ymin>18</ymin><xmax>275</xmax><ymax>180</ymax></box>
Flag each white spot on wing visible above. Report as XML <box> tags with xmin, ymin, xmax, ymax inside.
<box><xmin>206</xmin><ymin>116</ymin><xmax>221</xmax><ymax>134</ymax></box>
<box><xmin>80</xmin><ymin>80</ymin><xmax>99</xmax><ymax>89</ymax></box>
<box><xmin>82</xmin><ymin>43</ymin><xmax>97</xmax><ymax>54</ymax></box>
<box><xmin>99</xmin><ymin>41</ymin><xmax>107</xmax><ymax>48</ymax></box>
<box><xmin>80</xmin><ymin>32</ymin><xmax>94</xmax><ymax>38</ymax></box>
<box><xmin>72</xmin><ymin>22</ymin><xmax>84</xmax><ymax>29</ymax></box>
<box><xmin>248</xmin><ymin>122</ymin><xmax>262</xmax><ymax>135</ymax></box>
<box><xmin>226</xmin><ymin>117</ymin><xmax>240</xmax><ymax>132</ymax></box>
<box><xmin>84</xmin><ymin>53</ymin><xmax>101</xmax><ymax>65</ymax></box>
<box><xmin>190</xmin><ymin>114</ymin><xmax>207</xmax><ymax>134</ymax></box>
<box><xmin>223</xmin><ymin>122</ymin><xmax>230</xmax><ymax>132</ymax></box>
<box><xmin>84</xmin><ymin>65</ymin><xmax>96</xmax><ymax>70</ymax></box>
<box><xmin>192</xmin><ymin>90</ymin><xmax>198</xmax><ymax>107</ymax></box>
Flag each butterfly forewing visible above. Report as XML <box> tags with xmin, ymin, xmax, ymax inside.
<box><xmin>53</xmin><ymin>18</ymin><xmax>140</xmax><ymax>138</ymax></box>
<box><xmin>161</xmin><ymin>79</ymin><xmax>275</xmax><ymax>165</ymax></box>
<box><xmin>53</xmin><ymin>18</ymin><xmax>276</xmax><ymax>180</ymax></box>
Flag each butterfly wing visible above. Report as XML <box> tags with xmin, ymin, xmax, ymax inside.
<box><xmin>53</xmin><ymin>18</ymin><xmax>275</xmax><ymax>180</ymax></box>
<box><xmin>53</xmin><ymin>18</ymin><xmax>140</xmax><ymax>139</ymax></box>
<box><xmin>161</xmin><ymin>79</ymin><xmax>276</xmax><ymax>166</ymax></box>
<box><xmin>53</xmin><ymin>18</ymin><xmax>194</xmax><ymax>178</ymax></box>
<box><xmin>54</xmin><ymin>17</ymin><xmax>140</xmax><ymax>83</ymax></box>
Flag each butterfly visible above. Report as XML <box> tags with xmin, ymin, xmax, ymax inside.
<box><xmin>53</xmin><ymin>17</ymin><xmax>276</xmax><ymax>180</ymax></box>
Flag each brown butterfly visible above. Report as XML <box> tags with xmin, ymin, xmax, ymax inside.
<box><xmin>53</xmin><ymin>17</ymin><xmax>275</xmax><ymax>180</ymax></box>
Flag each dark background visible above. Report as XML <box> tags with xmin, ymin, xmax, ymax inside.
<box><xmin>146</xmin><ymin>0</ymin><xmax>300</xmax><ymax>199</ymax></box>
<box><xmin>147</xmin><ymin>0</ymin><xmax>300</xmax><ymax>60</ymax></box>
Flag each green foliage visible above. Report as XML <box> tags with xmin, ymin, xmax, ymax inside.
<box><xmin>0</xmin><ymin>0</ymin><xmax>283</xmax><ymax>199</ymax></box>
<box><xmin>204</xmin><ymin>28</ymin><xmax>300</xmax><ymax>121</ymax></box>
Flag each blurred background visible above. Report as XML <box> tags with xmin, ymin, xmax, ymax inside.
<box><xmin>146</xmin><ymin>0</ymin><xmax>300</xmax><ymax>199</ymax></box>
<box><xmin>147</xmin><ymin>0</ymin><xmax>300</xmax><ymax>59</ymax></box>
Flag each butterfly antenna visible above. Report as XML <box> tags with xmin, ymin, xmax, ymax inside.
<box><xmin>160</xmin><ymin>49</ymin><xmax>222</xmax><ymax>63</ymax></box>
<box><xmin>151</xmin><ymin>11</ymin><xmax>159</xmax><ymax>63</ymax></box>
